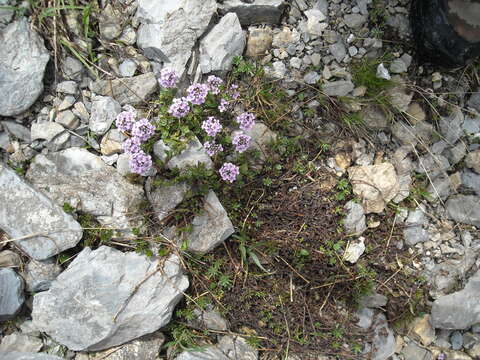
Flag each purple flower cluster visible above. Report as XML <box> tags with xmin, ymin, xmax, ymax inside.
<box><xmin>207</xmin><ymin>75</ymin><xmax>223</xmax><ymax>95</ymax></box>
<box><xmin>129</xmin><ymin>151</ymin><xmax>153</xmax><ymax>176</ymax></box>
<box><xmin>218</xmin><ymin>98</ymin><xmax>229</xmax><ymax>113</ymax></box>
<box><xmin>219</xmin><ymin>162</ymin><xmax>240</xmax><ymax>183</ymax></box>
<box><xmin>169</xmin><ymin>97</ymin><xmax>190</xmax><ymax>118</ymax></box>
<box><xmin>235</xmin><ymin>112</ymin><xmax>256</xmax><ymax>132</ymax></box>
<box><xmin>229</xmin><ymin>84</ymin><xmax>240</xmax><ymax>100</ymax></box>
<box><xmin>159</xmin><ymin>68</ymin><xmax>179</xmax><ymax>88</ymax></box>
<box><xmin>132</xmin><ymin>118</ymin><xmax>155</xmax><ymax>142</ymax></box>
<box><xmin>204</xmin><ymin>141</ymin><xmax>224</xmax><ymax>157</ymax></box>
<box><xmin>186</xmin><ymin>83</ymin><xmax>209</xmax><ymax>105</ymax></box>
<box><xmin>201</xmin><ymin>116</ymin><xmax>222</xmax><ymax>137</ymax></box>
<box><xmin>115</xmin><ymin>110</ymin><xmax>136</xmax><ymax>132</ymax></box>
<box><xmin>122</xmin><ymin>137</ymin><xmax>141</xmax><ymax>154</ymax></box>
<box><xmin>232</xmin><ymin>132</ymin><xmax>252</xmax><ymax>153</ymax></box>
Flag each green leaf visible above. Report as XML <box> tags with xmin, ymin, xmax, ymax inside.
<box><xmin>249</xmin><ymin>251</ymin><xmax>268</xmax><ymax>273</ymax></box>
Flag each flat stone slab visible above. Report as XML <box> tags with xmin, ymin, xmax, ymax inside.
<box><xmin>32</xmin><ymin>246</ymin><xmax>189</xmax><ymax>351</ymax></box>
<box><xmin>0</xmin><ymin>163</ymin><xmax>83</xmax><ymax>260</ymax></box>
<box><xmin>0</xmin><ymin>268</ymin><xmax>25</xmax><ymax>321</ymax></box>
<box><xmin>0</xmin><ymin>353</ymin><xmax>63</xmax><ymax>360</ymax></box>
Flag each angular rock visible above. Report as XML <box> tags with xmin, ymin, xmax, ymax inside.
<box><xmin>246</xmin><ymin>27</ymin><xmax>273</xmax><ymax>58</ymax></box>
<box><xmin>303</xmin><ymin>71</ymin><xmax>320</xmax><ymax>84</ymax></box>
<box><xmin>219</xmin><ymin>0</ymin><xmax>285</xmax><ymax>25</ymax></box>
<box><xmin>199</xmin><ymin>13</ymin><xmax>246</xmax><ymax>74</ymax></box>
<box><xmin>409</xmin><ymin>315</ymin><xmax>436</xmax><ymax>346</ymax></box>
<box><xmin>387</xmin><ymin>85</ymin><xmax>413</xmax><ymax>112</ymax></box>
<box><xmin>89</xmin><ymin>96</ymin><xmax>122</xmax><ymax>136</ymax></box>
<box><xmin>371</xmin><ymin>313</ymin><xmax>395</xmax><ymax>360</ymax></box>
<box><xmin>98</xmin><ymin>3</ymin><xmax>122</xmax><ymax>40</ymax></box>
<box><xmin>466</xmin><ymin>150</ymin><xmax>480</xmax><ymax>174</ymax></box>
<box><xmin>272</xmin><ymin>27</ymin><xmax>300</xmax><ymax>48</ymax></box>
<box><xmin>167</xmin><ymin>137</ymin><xmax>213</xmax><ymax>170</ymax></box>
<box><xmin>0</xmin><ymin>19</ymin><xmax>50</xmax><ymax>116</ymax></box>
<box><xmin>244</xmin><ymin>122</ymin><xmax>277</xmax><ymax>163</ymax></box>
<box><xmin>185</xmin><ymin>191</ymin><xmax>234</xmax><ymax>254</ymax></box>
<box><xmin>189</xmin><ymin>306</ymin><xmax>229</xmax><ymax>331</ymax></box>
<box><xmin>0</xmin><ymin>268</ymin><xmax>24</xmax><ymax>321</ymax></box>
<box><xmin>403</xmin><ymin>206</ymin><xmax>429</xmax><ymax>246</ymax></box>
<box><xmin>0</xmin><ymin>332</ymin><xmax>43</xmax><ymax>353</ymax></box>
<box><xmin>24</xmin><ymin>259</ymin><xmax>62</xmax><ymax>293</ymax></box>
<box><xmin>446</xmin><ymin>195</ymin><xmax>480</xmax><ymax>227</ymax></box>
<box><xmin>415</xmin><ymin>154</ymin><xmax>450</xmax><ymax>179</ymax></box>
<box><xmin>344</xmin><ymin>14</ymin><xmax>367</xmax><ymax>28</ymax></box>
<box><xmin>145</xmin><ymin>178</ymin><xmax>190</xmax><ymax>222</ymax></box>
<box><xmin>401</xmin><ymin>342</ymin><xmax>433</xmax><ymax>360</ymax></box>
<box><xmin>322</xmin><ymin>80</ymin><xmax>354</xmax><ymax>97</ymax></box>
<box><xmin>343</xmin><ymin>200</ymin><xmax>366</xmax><ymax>235</ymax></box>
<box><xmin>439</xmin><ymin>109</ymin><xmax>464</xmax><ymax>144</ymax></box>
<box><xmin>0</xmin><ymin>353</ymin><xmax>63</xmax><ymax>360</ymax></box>
<box><xmin>56</xmin><ymin>81</ymin><xmax>78</xmax><ymax>95</ymax></box>
<box><xmin>343</xmin><ymin>237</ymin><xmax>365</xmax><ymax>264</ymax></box>
<box><xmin>329</xmin><ymin>41</ymin><xmax>346</xmax><ymax>63</ymax></box>
<box><xmin>118</xmin><ymin>59</ymin><xmax>137</xmax><ymax>77</ymax></box>
<box><xmin>88</xmin><ymin>333</ymin><xmax>165</xmax><ymax>360</ymax></box>
<box><xmin>1</xmin><ymin>122</ymin><xmax>31</xmax><ymax>143</ymax></box>
<box><xmin>348</xmin><ymin>163</ymin><xmax>400</xmax><ymax>214</ymax></box>
<box><xmin>55</xmin><ymin>110</ymin><xmax>79</xmax><ymax>130</ymax></box>
<box><xmin>90</xmin><ymin>73</ymin><xmax>158</xmax><ymax>105</ymax></box>
<box><xmin>0</xmin><ymin>163</ymin><xmax>83</xmax><ymax>260</ymax></box>
<box><xmin>304</xmin><ymin>9</ymin><xmax>327</xmax><ymax>36</ymax></box>
<box><xmin>136</xmin><ymin>1</ymin><xmax>216</xmax><ymax>76</ymax></box>
<box><xmin>26</xmin><ymin>147</ymin><xmax>145</xmax><ymax>234</ymax></box>
<box><xmin>100</xmin><ymin>129</ymin><xmax>126</xmax><ymax>156</ymax></box>
<box><xmin>176</xmin><ymin>336</ymin><xmax>257</xmax><ymax>360</ymax></box>
<box><xmin>431</xmin><ymin>269</ymin><xmax>480</xmax><ymax>330</ymax></box>
<box><xmin>360</xmin><ymin>105</ymin><xmax>388</xmax><ymax>130</ymax></box>
<box><xmin>0</xmin><ymin>250</ymin><xmax>22</xmax><ymax>268</ymax></box>
<box><xmin>30</xmin><ymin>122</ymin><xmax>65</xmax><ymax>143</ymax></box>
<box><xmin>32</xmin><ymin>246</ymin><xmax>189</xmax><ymax>351</ymax></box>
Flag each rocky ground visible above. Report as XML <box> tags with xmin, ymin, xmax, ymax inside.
<box><xmin>1</xmin><ymin>0</ymin><xmax>480</xmax><ymax>359</ymax></box>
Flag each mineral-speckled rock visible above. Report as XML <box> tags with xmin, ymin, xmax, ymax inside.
<box><xmin>0</xmin><ymin>268</ymin><xmax>25</xmax><ymax>321</ymax></box>
<box><xmin>24</xmin><ymin>259</ymin><xmax>62</xmax><ymax>293</ymax></box>
<box><xmin>0</xmin><ymin>163</ymin><xmax>83</xmax><ymax>260</ymax></box>
<box><xmin>32</xmin><ymin>246</ymin><xmax>189</xmax><ymax>351</ymax></box>
<box><xmin>0</xmin><ymin>19</ymin><xmax>50</xmax><ymax>116</ymax></box>
<box><xmin>199</xmin><ymin>13</ymin><xmax>246</xmax><ymax>74</ymax></box>
<box><xmin>26</xmin><ymin>147</ymin><xmax>145</xmax><ymax>234</ymax></box>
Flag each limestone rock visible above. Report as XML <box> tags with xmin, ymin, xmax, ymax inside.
<box><xmin>348</xmin><ymin>163</ymin><xmax>400</xmax><ymax>214</ymax></box>
<box><xmin>167</xmin><ymin>137</ymin><xmax>213</xmax><ymax>170</ymax></box>
<box><xmin>246</xmin><ymin>27</ymin><xmax>272</xmax><ymax>58</ymax></box>
<box><xmin>26</xmin><ymin>147</ymin><xmax>145</xmax><ymax>234</ymax></box>
<box><xmin>466</xmin><ymin>150</ymin><xmax>480</xmax><ymax>174</ymax></box>
<box><xmin>431</xmin><ymin>269</ymin><xmax>480</xmax><ymax>329</ymax></box>
<box><xmin>0</xmin><ymin>332</ymin><xmax>43</xmax><ymax>353</ymax></box>
<box><xmin>24</xmin><ymin>259</ymin><xmax>62</xmax><ymax>293</ymax></box>
<box><xmin>343</xmin><ymin>201</ymin><xmax>366</xmax><ymax>235</ymax></box>
<box><xmin>219</xmin><ymin>0</ymin><xmax>285</xmax><ymax>25</ymax></box>
<box><xmin>185</xmin><ymin>191</ymin><xmax>234</xmax><ymax>254</ymax></box>
<box><xmin>89</xmin><ymin>96</ymin><xmax>122</xmax><ymax>135</ymax></box>
<box><xmin>322</xmin><ymin>80</ymin><xmax>354</xmax><ymax>97</ymax></box>
<box><xmin>199</xmin><ymin>13</ymin><xmax>246</xmax><ymax>74</ymax></box>
<box><xmin>0</xmin><ymin>19</ymin><xmax>50</xmax><ymax>116</ymax></box>
<box><xmin>446</xmin><ymin>195</ymin><xmax>480</xmax><ymax>227</ymax></box>
<box><xmin>136</xmin><ymin>1</ymin><xmax>216</xmax><ymax>76</ymax></box>
<box><xmin>371</xmin><ymin>313</ymin><xmax>396</xmax><ymax>360</ymax></box>
<box><xmin>145</xmin><ymin>178</ymin><xmax>190</xmax><ymax>222</ymax></box>
<box><xmin>32</xmin><ymin>246</ymin><xmax>189</xmax><ymax>351</ymax></box>
<box><xmin>88</xmin><ymin>333</ymin><xmax>165</xmax><ymax>360</ymax></box>
<box><xmin>409</xmin><ymin>315</ymin><xmax>436</xmax><ymax>346</ymax></box>
<box><xmin>0</xmin><ymin>268</ymin><xmax>24</xmax><ymax>321</ymax></box>
<box><xmin>176</xmin><ymin>336</ymin><xmax>257</xmax><ymax>360</ymax></box>
<box><xmin>0</xmin><ymin>163</ymin><xmax>83</xmax><ymax>260</ymax></box>
<box><xmin>0</xmin><ymin>353</ymin><xmax>63</xmax><ymax>360</ymax></box>
<box><xmin>90</xmin><ymin>73</ymin><xmax>158</xmax><ymax>105</ymax></box>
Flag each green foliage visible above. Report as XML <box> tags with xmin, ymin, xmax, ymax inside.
<box><xmin>163</xmin><ymin>323</ymin><xmax>204</xmax><ymax>354</ymax></box>
<box><xmin>352</xmin><ymin>59</ymin><xmax>393</xmax><ymax>98</ymax></box>
<box><xmin>335</xmin><ymin>178</ymin><xmax>352</xmax><ymax>201</ymax></box>
<box><xmin>341</xmin><ymin>112</ymin><xmax>363</xmax><ymax>128</ymax></box>
<box><xmin>78</xmin><ymin>213</ymin><xmax>113</xmax><ymax>248</ymax></box>
<box><xmin>232</xmin><ymin>56</ymin><xmax>257</xmax><ymax>77</ymax></box>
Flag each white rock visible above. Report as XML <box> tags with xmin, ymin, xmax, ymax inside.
<box><xmin>343</xmin><ymin>237</ymin><xmax>365</xmax><ymax>263</ymax></box>
<box><xmin>89</xmin><ymin>96</ymin><xmax>122</xmax><ymax>135</ymax></box>
<box><xmin>376</xmin><ymin>63</ymin><xmax>391</xmax><ymax>80</ymax></box>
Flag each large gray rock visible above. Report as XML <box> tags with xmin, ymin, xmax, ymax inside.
<box><xmin>145</xmin><ymin>179</ymin><xmax>190</xmax><ymax>222</ymax></box>
<box><xmin>0</xmin><ymin>332</ymin><xmax>43</xmax><ymax>352</ymax></box>
<box><xmin>431</xmin><ymin>269</ymin><xmax>480</xmax><ymax>329</ymax></box>
<box><xmin>26</xmin><ymin>147</ymin><xmax>145</xmax><ymax>234</ymax></box>
<box><xmin>0</xmin><ymin>163</ymin><xmax>83</xmax><ymax>260</ymax></box>
<box><xmin>24</xmin><ymin>259</ymin><xmax>62</xmax><ymax>293</ymax></box>
<box><xmin>136</xmin><ymin>1</ymin><xmax>216</xmax><ymax>76</ymax></box>
<box><xmin>446</xmin><ymin>195</ymin><xmax>480</xmax><ymax>227</ymax></box>
<box><xmin>219</xmin><ymin>0</ymin><xmax>286</xmax><ymax>25</ymax></box>
<box><xmin>0</xmin><ymin>353</ymin><xmax>63</xmax><ymax>360</ymax></box>
<box><xmin>0</xmin><ymin>0</ymin><xmax>14</xmax><ymax>28</ymax></box>
<box><xmin>90</xmin><ymin>73</ymin><xmax>158</xmax><ymax>105</ymax></box>
<box><xmin>0</xmin><ymin>19</ymin><xmax>50</xmax><ymax>116</ymax></box>
<box><xmin>88</xmin><ymin>332</ymin><xmax>165</xmax><ymax>360</ymax></box>
<box><xmin>32</xmin><ymin>246</ymin><xmax>189</xmax><ymax>351</ymax></box>
<box><xmin>176</xmin><ymin>336</ymin><xmax>257</xmax><ymax>360</ymax></box>
<box><xmin>439</xmin><ymin>108</ymin><xmax>464</xmax><ymax>145</ymax></box>
<box><xmin>199</xmin><ymin>13</ymin><xmax>246</xmax><ymax>74</ymax></box>
<box><xmin>371</xmin><ymin>313</ymin><xmax>395</xmax><ymax>360</ymax></box>
<box><xmin>186</xmin><ymin>191</ymin><xmax>234</xmax><ymax>254</ymax></box>
<box><xmin>0</xmin><ymin>268</ymin><xmax>24</xmax><ymax>321</ymax></box>
<box><xmin>322</xmin><ymin>80</ymin><xmax>354</xmax><ymax>97</ymax></box>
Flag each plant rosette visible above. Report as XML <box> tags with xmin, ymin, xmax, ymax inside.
<box><xmin>115</xmin><ymin>70</ymin><xmax>256</xmax><ymax>183</ymax></box>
